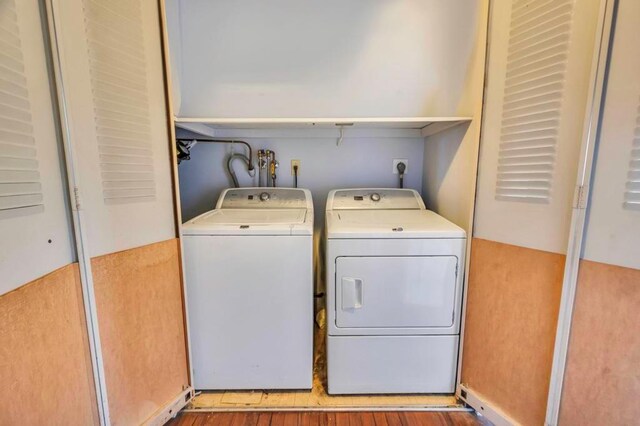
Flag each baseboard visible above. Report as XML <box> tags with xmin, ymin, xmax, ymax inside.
<box><xmin>143</xmin><ymin>387</ymin><xmax>195</xmax><ymax>426</ymax></box>
<box><xmin>458</xmin><ymin>385</ymin><xmax>519</xmax><ymax>426</ymax></box>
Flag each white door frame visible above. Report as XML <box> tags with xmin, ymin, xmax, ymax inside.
<box><xmin>44</xmin><ymin>0</ymin><xmax>111</xmax><ymax>423</ymax></box>
<box><xmin>545</xmin><ymin>0</ymin><xmax>617</xmax><ymax>425</ymax></box>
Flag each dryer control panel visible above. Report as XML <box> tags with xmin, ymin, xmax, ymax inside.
<box><xmin>218</xmin><ymin>188</ymin><xmax>310</xmax><ymax>209</ymax></box>
<box><xmin>327</xmin><ymin>189</ymin><xmax>425</xmax><ymax>210</ymax></box>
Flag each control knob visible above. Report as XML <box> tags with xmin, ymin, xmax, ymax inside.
<box><xmin>370</xmin><ymin>193</ymin><xmax>381</xmax><ymax>202</ymax></box>
<box><xmin>259</xmin><ymin>192</ymin><xmax>270</xmax><ymax>202</ymax></box>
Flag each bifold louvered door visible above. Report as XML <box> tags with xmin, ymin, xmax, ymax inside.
<box><xmin>581</xmin><ymin>0</ymin><xmax>640</xmax><ymax>270</ymax></box>
<box><xmin>459</xmin><ymin>1</ymin><xmax>603</xmax><ymax>425</ymax></box>
<box><xmin>48</xmin><ymin>0</ymin><xmax>190</xmax><ymax>424</ymax></box>
<box><xmin>0</xmin><ymin>0</ymin><xmax>74</xmax><ymax>294</ymax></box>
<box><xmin>558</xmin><ymin>2</ymin><xmax>640</xmax><ymax>423</ymax></box>
<box><xmin>473</xmin><ymin>0</ymin><xmax>601</xmax><ymax>253</ymax></box>
<box><xmin>48</xmin><ymin>0</ymin><xmax>175</xmax><ymax>257</ymax></box>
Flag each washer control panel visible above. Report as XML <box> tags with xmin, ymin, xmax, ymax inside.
<box><xmin>329</xmin><ymin>189</ymin><xmax>424</xmax><ymax>210</ymax></box>
<box><xmin>220</xmin><ymin>188</ymin><xmax>308</xmax><ymax>209</ymax></box>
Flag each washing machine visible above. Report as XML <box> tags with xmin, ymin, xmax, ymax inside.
<box><xmin>182</xmin><ymin>188</ymin><xmax>313</xmax><ymax>390</ymax></box>
<box><xmin>325</xmin><ymin>188</ymin><xmax>466</xmax><ymax>394</ymax></box>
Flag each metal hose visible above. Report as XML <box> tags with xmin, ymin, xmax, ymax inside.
<box><xmin>226</xmin><ymin>152</ymin><xmax>252</xmax><ymax>188</ymax></box>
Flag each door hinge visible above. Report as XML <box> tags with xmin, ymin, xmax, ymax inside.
<box><xmin>73</xmin><ymin>186</ymin><xmax>82</xmax><ymax>211</ymax></box>
<box><xmin>574</xmin><ymin>185</ymin><xmax>588</xmax><ymax>209</ymax></box>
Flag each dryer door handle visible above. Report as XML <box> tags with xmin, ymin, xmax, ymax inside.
<box><xmin>341</xmin><ymin>277</ymin><xmax>363</xmax><ymax>310</ymax></box>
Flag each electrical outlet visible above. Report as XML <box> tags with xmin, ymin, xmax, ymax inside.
<box><xmin>291</xmin><ymin>159</ymin><xmax>301</xmax><ymax>176</ymax></box>
<box><xmin>393</xmin><ymin>159</ymin><xmax>408</xmax><ymax>174</ymax></box>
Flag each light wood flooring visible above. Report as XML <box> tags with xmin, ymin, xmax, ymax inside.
<box><xmin>168</xmin><ymin>411</ymin><xmax>486</xmax><ymax>425</ymax></box>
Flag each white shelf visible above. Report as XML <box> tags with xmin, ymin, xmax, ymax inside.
<box><xmin>175</xmin><ymin>117</ymin><xmax>471</xmax><ymax>138</ymax></box>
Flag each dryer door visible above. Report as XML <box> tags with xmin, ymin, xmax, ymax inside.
<box><xmin>335</xmin><ymin>256</ymin><xmax>458</xmax><ymax>329</ymax></box>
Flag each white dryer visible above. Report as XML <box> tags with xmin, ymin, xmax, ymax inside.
<box><xmin>183</xmin><ymin>188</ymin><xmax>313</xmax><ymax>390</ymax></box>
<box><xmin>325</xmin><ymin>189</ymin><xmax>466</xmax><ymax>394</ymax></box>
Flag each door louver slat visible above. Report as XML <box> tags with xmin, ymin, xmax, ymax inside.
<box><xmin>0</xmin><ymin>0</ymin><xmax>43</xmax><ymax>219</ymax></box>
<box><xmin>495</xmin><ymin>0</ymin><xmax>574</xmax><ymax>203</ymax></box>
<box><xmin>624</xmin><ymin>100</ymin><xmax>640</xmax><ymax>210</ymax></box>
<box><xmin>83</xmin><ymin>0</ymin><xmax>156</xmax><ymax>204</ymax></box>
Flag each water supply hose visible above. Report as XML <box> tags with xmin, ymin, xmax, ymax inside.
<box><xmin>227</xmin><ymin>152</ymin><xmax>253</xmax><ymax>188</ymax></box>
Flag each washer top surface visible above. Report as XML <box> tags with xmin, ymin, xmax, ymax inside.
<box><xmin>326</xmin><ymin>189</ymin><xmax>464</xmax><ymax>239</ymax></box>
<box><xmin>183</xmin><ymin>188</ymin><xmax>313</xmax><ymax>236</ymax></box>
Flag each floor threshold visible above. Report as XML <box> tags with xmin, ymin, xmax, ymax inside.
<box><xmin>183</xmin><ymin>405</ymin><xmax>471</xmax><ymax>413</ymax></box>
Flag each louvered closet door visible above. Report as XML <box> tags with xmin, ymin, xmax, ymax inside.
<box><xmin>0</xmin><ymin>0</ymin><xmax>74</xmax><ymax>294</ymax></box>
<box><xmin>459</xmin><ymin>1</ymin><xmax>602</xmax><ymax>425</ymax></box>
<box><xmin>580</xmin><ymin>0</ymin><xmax>640</xmax><ymax>271</ymax></box>
<box><xmin>474</xmin><ymin>0</ymin><xmax>600</xmax><ymax>253</ymax></box>
<box><xmin>0</xmin><ymin>2</ymin><xmax>99</xmax><ymax>422</ymax></box>
<box><xmin>50</xmin><ymin>0</ymin><xmax>175</xmax><ymax>255</ymax></box>
<box><xmin>48</xmin><ymin>0</ymin><xmax>189</xmax><ymax>424</ymax></box>
<box><xmin>559</xmin><ymin>2</ymin><xmax>640</xmax><ymax>423</ymax></box>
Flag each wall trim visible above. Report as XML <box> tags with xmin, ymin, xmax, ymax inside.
<box><xmin>158</xmin><ymin>0</ymin><xmax>195</xmax><ymax>389</ymax></box>
<box><xmin>455</xmin><ymin>0</ymin><xmax>492</xmax><ymax>400</ymax></box>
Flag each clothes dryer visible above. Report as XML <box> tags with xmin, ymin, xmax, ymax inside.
<box><xmin>325</xmin><ymin>189</ymin><xmax>465</xmax><ymax>394</ymax></box>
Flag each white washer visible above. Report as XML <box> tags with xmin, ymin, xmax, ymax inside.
<box><xmin>325</xmin><ymin>189</ymin><xmax>466</xmax><ymax>394</ymax></box>
<box><xmin>183</xmin><ymin>188</ymin><xmax>313</xmax><ymax>390</ymax></box>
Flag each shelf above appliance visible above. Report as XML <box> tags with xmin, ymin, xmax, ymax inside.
<box><xmin>174</xmin><ymin>117</ymin><xmax>472</xmax><ymax>138</ymax></box>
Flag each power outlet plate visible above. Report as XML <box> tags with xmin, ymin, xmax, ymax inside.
<box><xmin>291</xmin><ymin>159</ymin><xmax>301</xmax><ymax>176</ymax></box>
<box><xmin>393</xmin><ymin>159</ymin><xmax>408</xmax><ymax>174</ymax></box>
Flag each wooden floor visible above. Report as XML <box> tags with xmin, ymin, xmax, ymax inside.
<box><xmin>168</xmin><ymin>411</ymin><xmax>486</xmax><ymax>425</ymax></box>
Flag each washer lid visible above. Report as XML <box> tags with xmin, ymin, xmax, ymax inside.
<box><xmin>326</xmin><ymin>209</ymin><xmax>465</xmax><ymax>239</ymax></box>
<box><xmin>182</xmin><ymin>208</ymin><xmax>311</xmax><ymax>236</ymax></box>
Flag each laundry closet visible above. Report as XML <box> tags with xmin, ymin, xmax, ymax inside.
<box><xmin>169</xmin><ymin>0</ymin><xmax>483</xmax><ymax>413</ymax></box>
<box><xmin>0</xmin><ymin>1</ymin><xmax>638</xmax><ymax>426</ymax></box>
